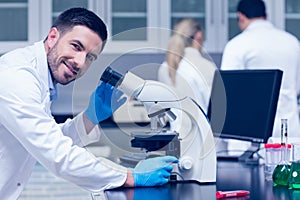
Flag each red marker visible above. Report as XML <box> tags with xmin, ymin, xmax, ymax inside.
<box><xmin>216</xmin><ymin>190</ymin><xmax>250</xmax><ymax>199</ymax></box>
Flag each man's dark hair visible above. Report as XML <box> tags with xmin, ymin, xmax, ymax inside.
<box><xmin>237</xmin><ymin>0</ymin><xmax>266</xmax><ymax>19</ymax></box>
<box><xmin>51</xmin><ymin>7</ymin><xmax>107</xmax><ymax>48</ymax></box>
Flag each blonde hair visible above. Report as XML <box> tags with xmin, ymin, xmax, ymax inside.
<box><xmin>166</xmin><ymin>18</ymin><xmax>202</xmax><ymax>84</ymax></box>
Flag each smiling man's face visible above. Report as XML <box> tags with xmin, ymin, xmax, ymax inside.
<box><xmin>46</xmin><ymin>25</ymin><xmax>103</xmax><ymax>85</ymax></box>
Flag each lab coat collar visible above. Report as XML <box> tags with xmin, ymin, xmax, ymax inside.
<box><xmin>185</xmin><ymin>47</ymin><xmax>209</xmax><ymax>60</ymax></box>
<box><xmin>245</xmin><ymin>20</ymin><xmax>274</xmax><ymax>32</ymax></box>
<box><xmin>185</xmin><ymin>47</ymin><xmax>202</xmax><ymax>56</ymax></box>
<box><xmin>34</xmin><ymin>41</ymin><xmax>57</xmax><ymax>101</ymax></box>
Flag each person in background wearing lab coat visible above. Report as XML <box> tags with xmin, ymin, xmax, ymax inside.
<box><xmin>221</xmin><ymin>0</ymin><xmax>300</xmax><ymax>150</ymax></box>
<box><xmin>158</xmin><ymin>18</ymin><xmax>217</xmax><ymax>115</ymax></box>
<box><xmin>0</xmin><ymin>7</ymin><xmax>178</xmax><ymax>199</ymax></box>
<box><xmin>158</xmin><ymin>18</ymin><xmax>217</xmax><ymax>142</ymax></box>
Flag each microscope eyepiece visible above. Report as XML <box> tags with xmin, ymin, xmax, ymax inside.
<box><xmin>100</xmin><ymin>66</ymin><xmax>124</xmax><ymax>87</ymax></box>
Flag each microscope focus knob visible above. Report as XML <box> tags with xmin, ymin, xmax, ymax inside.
<box><xmin>179</xmin><ymin>157</ymin><xmax>193</xmax><ymax>170</ymax></box>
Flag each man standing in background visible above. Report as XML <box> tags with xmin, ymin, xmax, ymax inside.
<box><xmin>221</xmin><ymin>0</ymin><xmax>300</xmax><ymax>140</ymax></box>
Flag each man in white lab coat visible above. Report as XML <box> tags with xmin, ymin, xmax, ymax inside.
<box><xmin>0</xmin><ymin>7</ymin><xmax>177</xmax><ymax>199</ymax></box>
<box><xmin>221</xmin><ymin>0</ymin><xmax>300</xmax><ymax>142</ymax></box>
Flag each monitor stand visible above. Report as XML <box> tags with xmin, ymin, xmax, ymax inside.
<box><xmin>238</xmin><ymin>142</ymin><xmax>261</xmax><ymax>165</ymax></box>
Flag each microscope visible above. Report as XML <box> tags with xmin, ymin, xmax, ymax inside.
<box><xmin>100</xmin><ymin>67</ymin><xmax>216</xmax><ymax>183</ymax></box>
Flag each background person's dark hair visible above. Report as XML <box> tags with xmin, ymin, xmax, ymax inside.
<box><xmin>47</xmin><ymin>7</ymin><xmax>108</xmax><ymax>50</ymax></box>
<box><xmin>237</xmin><ymin>0</ymin><xmax>266</xmax><ymax>19</ymax></box>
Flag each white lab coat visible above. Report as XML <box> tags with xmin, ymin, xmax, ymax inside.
<box><xmin>158</xmin><ymin>47</ymin><xmax>216</xmax><ymax>114</ymax></box>
<box><xmin>0</xmin><ymin>41</ymin><xmax>127</xmax><ymax>199</ymax></box>
<box><xmin>158</xmin><ymin>47</ymin><xmax>216</xmax><ymax>133</ymax></box>
<box><xmin>221</xmin><ymin>20</ymin><xmax>300</xmax><ymax>139</ymax></box>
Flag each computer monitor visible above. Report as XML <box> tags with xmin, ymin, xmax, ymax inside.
<box><xmin>208</xmin><ymin>69</ymin><xmax>283</xmax><ymax>163</ymax></box>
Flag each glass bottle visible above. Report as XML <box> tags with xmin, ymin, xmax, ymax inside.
<box><xmin>288</xmin><ymin>139</ymin><xmax>300</xmax><ymax>189</ymax></box>
<box><xmin>288</xmin><ymin>160</ymin><xmax>300</xmax><ymax>189</ymax></box>
<box><xmin>272</xmin><ymin>119</ymin><xmax>291</xmax><ymax>186</ymax></box>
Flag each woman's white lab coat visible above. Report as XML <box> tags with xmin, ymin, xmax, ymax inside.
<box><xmin>158</xmin><ymin>47</ymin><xmax>216</xmax><ymax>114</ymax></box>
<box><xmin>0</xmin><ymin>41</ymin><xmax>127</xmax><ymax>199</ymax></box>
<box><xmin>158</xmin><ymin>47</ymin><xmax>216</xmax><ymax>133</ymax></box>
<box><xmin>221</xmin><ymin>20</ymin><xmax>300</xmax><ymax>139</ymax></box>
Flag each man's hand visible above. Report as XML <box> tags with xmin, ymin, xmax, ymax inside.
<box><xmin>132</xmin><ymin>156</ymin><xmax>179</xmax><ymax>187</ymax></box>
<box><xmin>85</xmin><ymin>82</ymin><xmax>126</xmax><ymax>124</ymax></box>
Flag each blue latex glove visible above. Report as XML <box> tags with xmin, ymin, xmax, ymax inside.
<box><xmin>85</xmin><ymin>82</ymin><xmax>126</xmax><ymax>124</ymax></box>
<box><xmin>132</xmin><ymin>156</ymin><xmax>178</xmax><ymax>187</ymax></box>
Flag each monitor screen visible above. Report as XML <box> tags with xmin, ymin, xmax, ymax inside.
<box><xmin>208</xmin><ymin>69</ymin><xmax>282</xmax><ymax>144</ymax></box>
